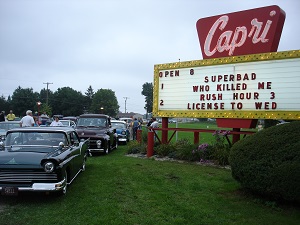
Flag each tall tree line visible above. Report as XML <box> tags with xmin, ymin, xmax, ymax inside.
<box><xmin>1</xmin><ymin>82</ymin><xmax>154</xmax><ymax>118</ymax></box>
<box><xmin>0</xmin><ymin>85</ymin><xmax>119</xmax><ymax>117</ymax></box>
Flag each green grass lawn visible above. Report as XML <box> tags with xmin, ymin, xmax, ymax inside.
<box><xmin>0</xmin><ymin>145</ymin><xmax>299</xmax><ymax>225</ymax></box>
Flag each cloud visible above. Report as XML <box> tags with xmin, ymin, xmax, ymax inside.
<box><xmin>1</xmin><ymin>0</ymin><xmax>300</xmax><ymax>114</ymax></box>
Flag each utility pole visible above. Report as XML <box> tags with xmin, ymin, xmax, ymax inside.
<box><xmin>43</xmin><ymin>82</ymin><xmax>53</xmax><ymax>105</ymax></box>
<box><xmin>123</xmin><ymin>97</ymin><xmax>129</xmax><ymax>113</ymax></box>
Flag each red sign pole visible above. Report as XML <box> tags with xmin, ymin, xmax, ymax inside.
<box><xmin>147</xmin><ymin>131</ymin><xmax>154</xmax><ymax>157</ymax></box>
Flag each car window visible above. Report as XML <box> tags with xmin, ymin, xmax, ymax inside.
<box><xmin>111</xmin><ymin>122</ymin><xmax>126</xmax><ymax>129</ymax></box>
<box><xmin>70</xmin><ymin>131</ymin><xmax>80</xmax><ymax>145</ymax></box>
<box><xmin>0</xmin><ymin>122</ymin><xmax>20</xmax><ymax>130</ymax></box>
<box><xmin>6</xmin><ymin>131</ymin><xmax>67</xmax><ymax>147</ymax></box>
<box><xmin>60</xmin><ymin>121</ymin><xmax>69</xmax><ymax>126</ymax></box>
<box><xmin>77</xmin><ymin>118</ymin><xmax>106</xmax><ymax>127</ymax></box>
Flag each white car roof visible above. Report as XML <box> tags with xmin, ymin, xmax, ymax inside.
<box><xmin>111</xmin><ymin>120</ymin><xmax>127</xmax><ymax>124</ymax></box>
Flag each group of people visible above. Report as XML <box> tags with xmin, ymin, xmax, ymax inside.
<box><xmin>0</xmin><ymin>110</ymin><xmax>16</xmax><ymax>122</ymax></box>
<box><xmin>19</xmin><ymin>110</ymin><xmax>63</xmax><ymax>127</ymax></box>
<box><xmin>129</xmin><ymin>117</ymin><xmax>159</xmax><ymax>141</ymax></box>
<box><xmin>0</xmin><ymin>109</ymin><xmax>63</xmax><ymax>127</ymax></box>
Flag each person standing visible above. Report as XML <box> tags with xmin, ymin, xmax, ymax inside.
<box><xmin>20</xmin><ymin>110</ymin><xmax>35</xmax><ymax>127</ymax></box>
<box><xmin>149</xmin><ymin>117</ymin><xmax>159</xmax><ymax>141</ymax></box>
<box><xmin>0</xmin><ymin>111</ymin><xmax>5</xmax><ymax>122</ymax></box>
<box><xmin>6</xmin><ymin>110</ymin><xmax>16</xmax><ymax>121</ymax></box>
<box><xmin>131</xmin><ymin>118</ymin><xmax>140</xmax><ymax>140</ymax></box>
<box><xmin>147</xmin><ymin>117</ymin><xmax>153</xmax><ymax>127</ymax></box>
<box><xmin>50</xmin><ymin>116</ymin><xmax>63</xmax><ymax>126</ymax></box>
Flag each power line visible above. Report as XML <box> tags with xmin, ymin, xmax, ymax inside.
<box><xmin>123</xmin><ymin>97</ymin><xmax>129</xmax><ymax>113</ymax></box>
<box><xmin>43</xmin><ymin>82</ymin><xmax>53</xmax><ymax>105</ymax></box>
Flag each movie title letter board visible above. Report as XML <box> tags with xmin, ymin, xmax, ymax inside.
<box><xmin>153</xmin><ymin>50</ymin><xmax>300</xmax><ymax>120</ymax></box>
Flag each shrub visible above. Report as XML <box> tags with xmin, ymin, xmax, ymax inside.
<box><xmin>229</xmin><ymin>121</ymin><xmax>300</xmax><ymax>202</ymax></box>
<box><xmin>210</xmin><ymin>130</ymin><xmax>231</xmax><ymax>165</ymax></box>
<box><xmin>126</xmin><ymin>140</ymin><xmax>147</xmax><ymax>154</ymax></box>
<box><xmin>152</xmin><ymin>138</ymin><xmax>197</xmax><ymax>160</ymax></box>
<box><xmin>192</xmin><ymin>143</ymin><xmax>211</xmax><ymax>162</ymax></box>
<box><xmin>154</xmin><ymin>143</ymin><xmax>175</xmax><ymax>158</ymax></box>
<box><xmin>193</xmin><ymin>131</ymin><xmax>231</xmax><ymax>165</ymax></box>
<box><xmin>173</xmin><ymin>139</ymin><xmax>198</xmax><ymax>161</ymax></box>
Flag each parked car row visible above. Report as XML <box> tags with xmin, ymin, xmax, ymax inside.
<box><xmin>0</xmin><ymin>113</ymin><xmax>131</xmax><ymax>197</ymax></box>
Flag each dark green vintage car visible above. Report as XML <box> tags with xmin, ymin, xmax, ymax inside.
<box><xmin>0</xmin><ymin>126</ymin><xmax>89</xmax><ymax>196</ymax></box>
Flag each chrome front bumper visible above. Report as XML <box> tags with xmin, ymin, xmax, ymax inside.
<box><xmin>118</xmin><ymin>138</ymin><xmax>127</xmax><ymax>142</ymax></box>
<box><xmin>88</xmin><ymin>148</ymin><xmax>105</xmax><ymax>153</ymax></box>
<box><xmin>0</xmin><ymin>178</ymin><xmax>66</xmax><ymax>193</ymax></box>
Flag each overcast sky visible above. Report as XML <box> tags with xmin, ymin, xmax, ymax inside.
<box><xmin>0</xmin><ymin>0</ymin><xmax>299</xmax><ymax>114</ymax></box>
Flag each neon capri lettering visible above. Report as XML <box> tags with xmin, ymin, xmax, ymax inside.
<box><xmin>204</xmin><ymin>15</ymin><xmax>272</xmax><ymax>56</ymax></box>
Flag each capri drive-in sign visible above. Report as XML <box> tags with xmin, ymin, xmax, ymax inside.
<box><xmin>153</xmin><ymin>5</ymin><xmax>300</xmax><ymax>120</ymax></box>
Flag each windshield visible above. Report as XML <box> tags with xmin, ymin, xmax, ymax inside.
<box><xmin>77</xmin><ymin>118</ymin><xmax>107</xmax><ymax>127</ymax></box>
<box><xmin>0</xmin><ymin>122</ymin><xmax>20</xmax><ymax>131</ymax></box>
<box><xmin>5</xmin><ymin>131</ymin><xmax>68</xmax><ymax>147</ymax></box>
<box><xmin>60</xmin><ymin>121</ymin><xmax>69</xmax><ymax>126</ymax></box>
<box><xmin>111</xmin><ymin>122</ymin><xmax>126</xmax><ymax>129</ymax></box>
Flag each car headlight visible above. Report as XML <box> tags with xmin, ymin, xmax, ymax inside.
<box><xmin>43</xmin><ymin>161</ymin><xmax>55</xmax><ymax>173</ymax></box>
<box><xmin>96</xmin><ymin>140</ymin><xmax>102</xmax><ymax>148</ymax></box>
<box><xmin>121</xmin><ymin>131</ymin><xmax>126</xmax><ymax>135</ymax></box>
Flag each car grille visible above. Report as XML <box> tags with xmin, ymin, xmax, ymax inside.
<box><xmin>0</xmin><ymin>170</ymin><xmax>58</xmax><ymax>185</ymax></box>
<box><xmin>89</xmin><ymin>139</ymin><xmax>103</xmax><ymax>149</ymax></box>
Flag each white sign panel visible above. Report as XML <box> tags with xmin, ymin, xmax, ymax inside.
<box><xmin>153</xmin><ymin>50</ymin><xmax>300</xmax><ymax>120</ymax></box>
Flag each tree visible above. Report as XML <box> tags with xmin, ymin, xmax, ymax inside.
<box><xmin>51</xmin><ymin>87</ymin><xmax>85</xmax><ymax>116</ymax></box>
<box><xmin>39</xmin><ymin>88</ymin><xmax>53</xmax><ymax>104</ymax></box>
<box><xmin>0</xmin><ymin>95</ymin><xmax>9</xmax><ymax>114</ymax></box>
<box><xmin>11</xmin><ymin>86</ymin><xmax>39</xmax><ymax>116</ymax></box>
<box><xmin>84</xmin><ymin>85</ymin><xmax>94</xmax><ymax>113</ymax></box>
<box><xmin>39</xmin><ymin>88</ymin><xmax>53</xmax><ymax>116</ymax></box>
<box><xmin>141</xmin><ymin>82</ymin><xmax>153</xmax><ymax>113</ymax></box>
<box><xmin>90</xmin><ymin>89</ymin><xmax>119</xmax><ymax>117</ymax></box>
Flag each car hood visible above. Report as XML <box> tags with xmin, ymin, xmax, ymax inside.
<box><xmin>0</xmin><ymin>147</ymin><xmax>60</xmax><ymax>167</ymax></box>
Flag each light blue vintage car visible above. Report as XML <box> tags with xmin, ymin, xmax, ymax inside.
<box><xmin>110</xmin><ymin>120</ymin><xmax>130</xmax><ymax>144</ymax></box>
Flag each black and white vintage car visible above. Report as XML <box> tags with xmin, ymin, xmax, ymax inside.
<box><xmin>0</xmin><ymin>126</ymin><xmax>89</xmax><ymax>196</ymax></box>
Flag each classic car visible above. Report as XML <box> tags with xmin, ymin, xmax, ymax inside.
<box><xmin>75</xmin><ymin>114</ymin><xmax>118</xmax><ymax>155</ymax></box>
<box><xmin>110</xmin><ymin>120</ymin><xmax>130</xmax><ymax>144</ymax></box>
<box><xmin>0</xmin><ymin>121</ymin><xmax>20</xmax><ymax>140</ymax></box>
<box><xmin>60</xmin><ymin>119</ymin><xmax>76</xmax><ymax>128</ymax></box>
<box><xmin>119</xmin><ymin>117</ymin><xmax>133</xmax><ymax>126</ymax></box>
<box><xmin>62</xmin><ymin>116</ymin><xmax>78</xmax><ymax>123</ymax></box>
<box><xmin>0</xmin><ymin>126</ymin><xmax>89</xmax><ymax>196</ymax></box>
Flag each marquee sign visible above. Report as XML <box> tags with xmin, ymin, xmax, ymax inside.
<box><xmin>196</xmin><ymin>5</ymin><xmax>285</xmax><ymax>59</ymax></box>
<box><xmin>153</xmin><ymin>50</ymin><xmax>300</xmax><ymax>120</ymax></box>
